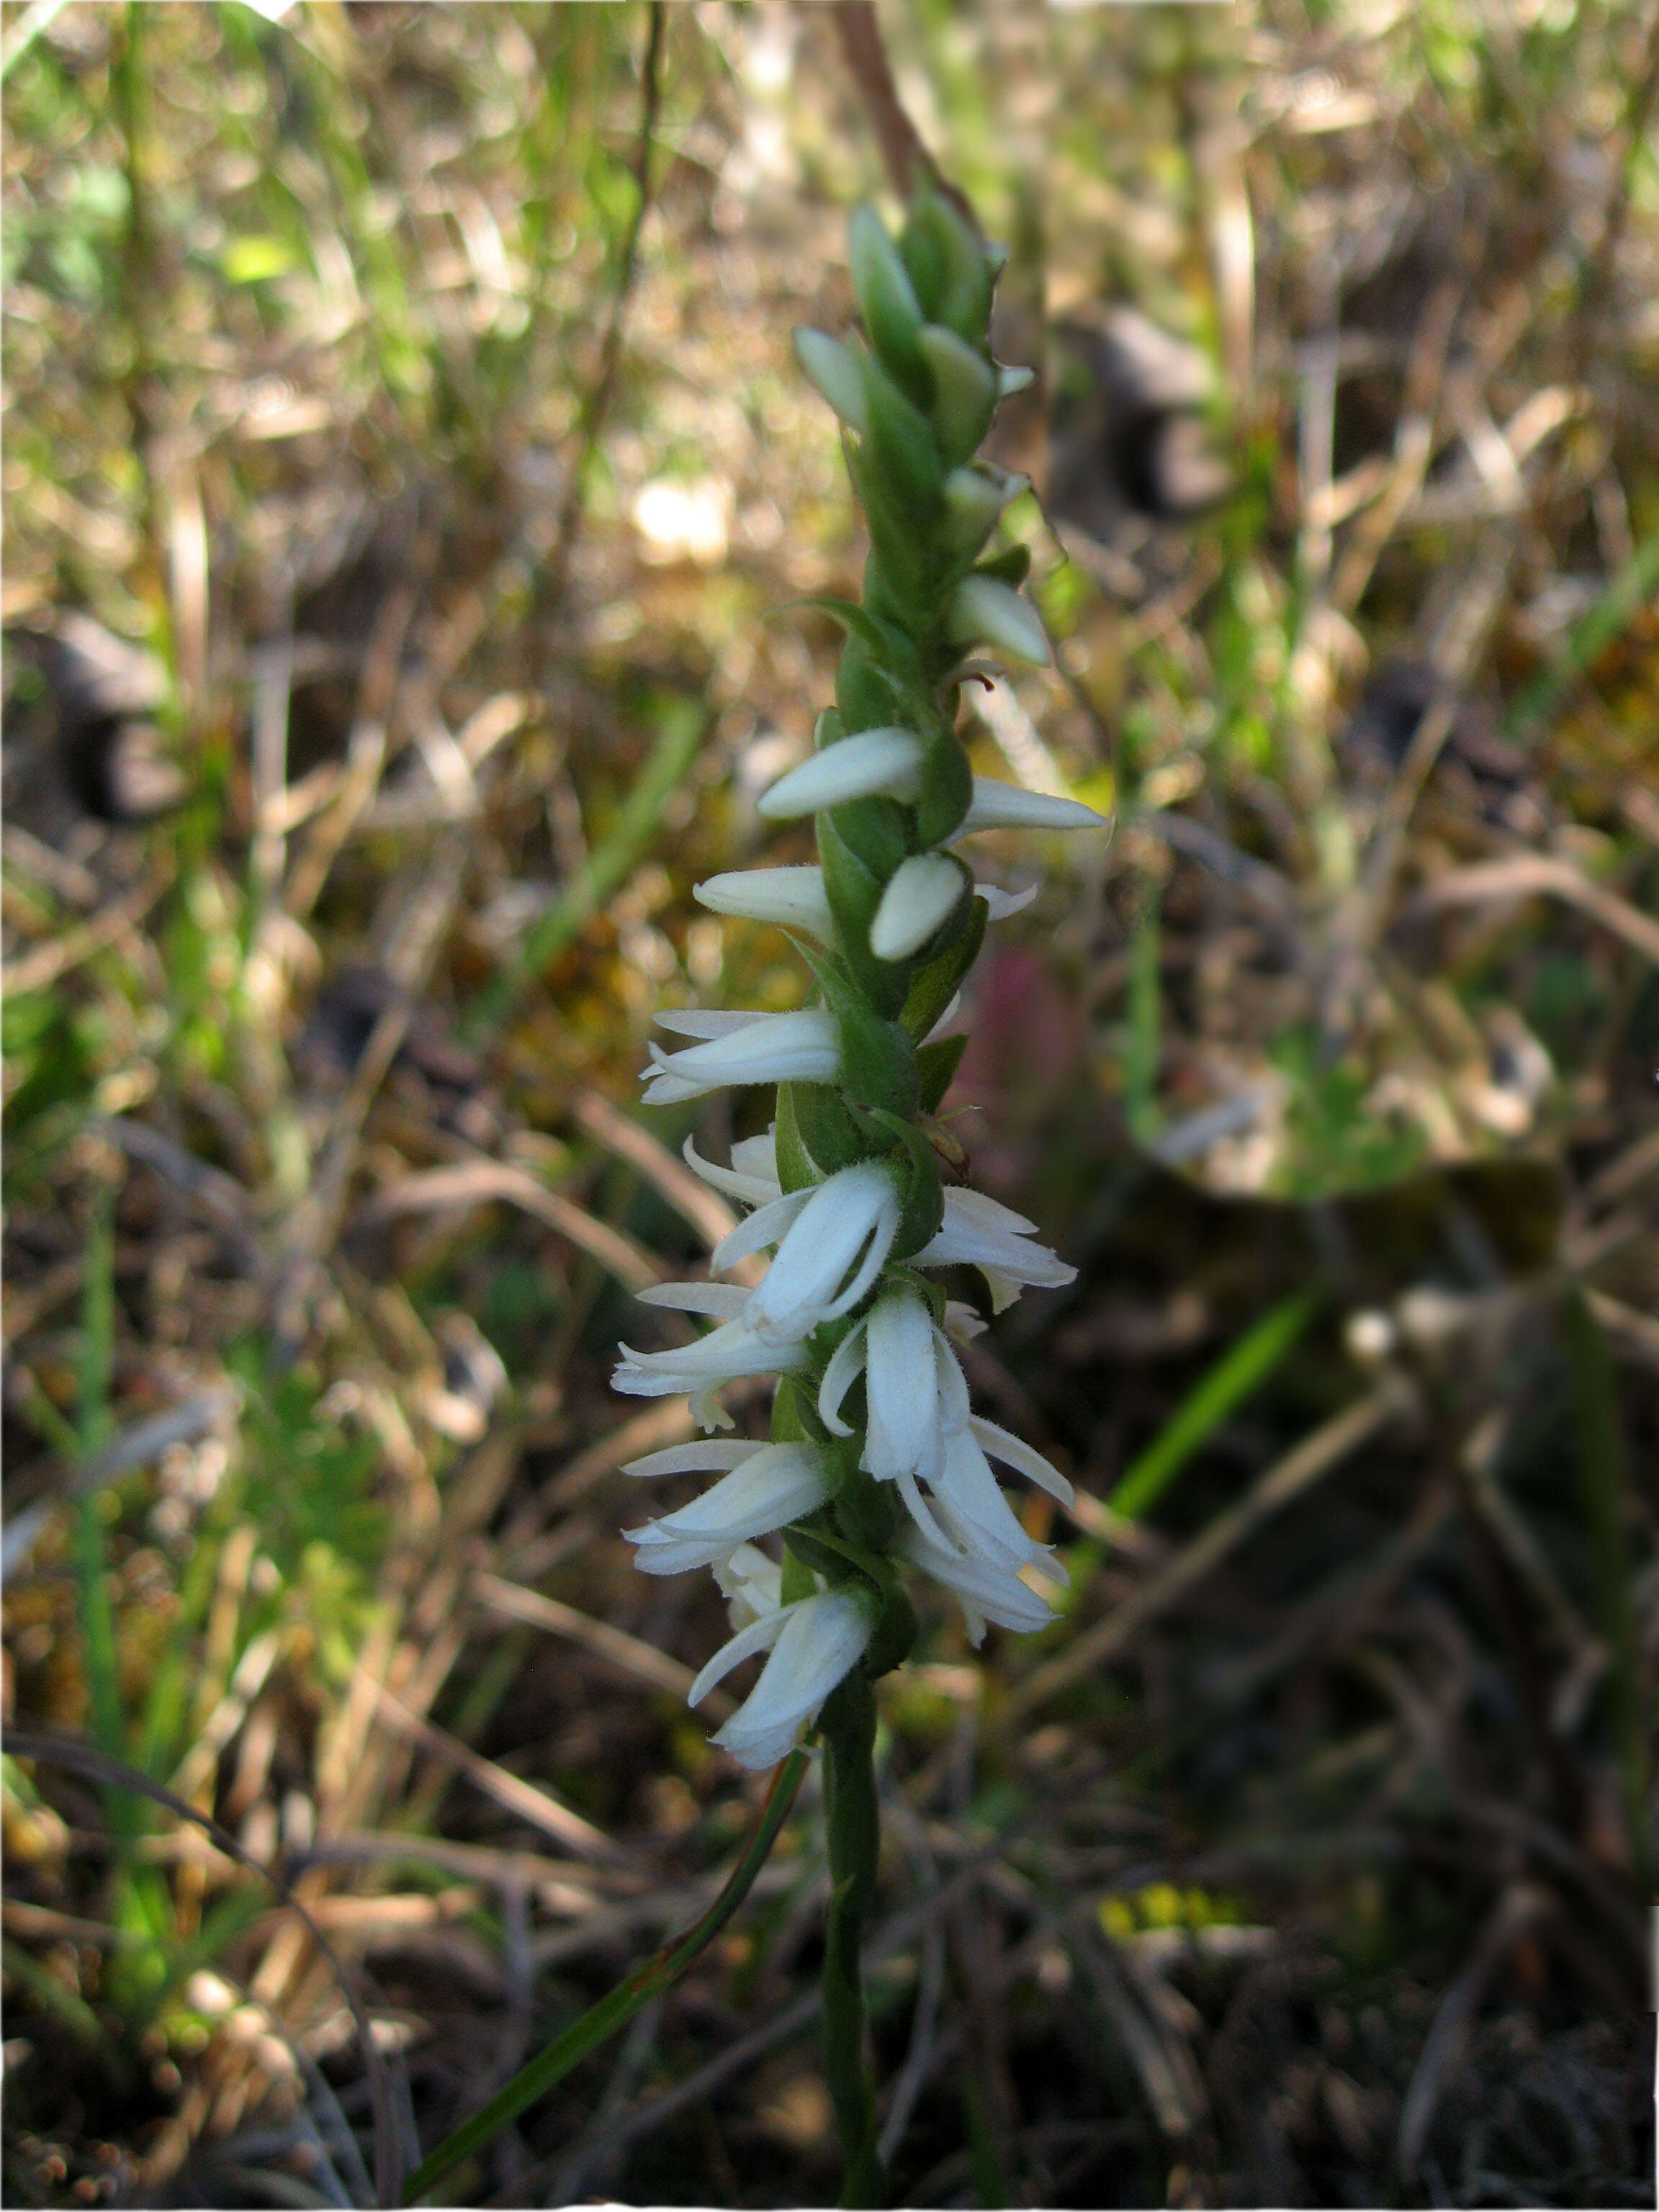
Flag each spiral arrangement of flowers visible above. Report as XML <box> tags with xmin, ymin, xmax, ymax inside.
<box><xmin>610</xmin><ymin>186</ymin><xmax>1105</xmax><ymax>2204</ymax></box>
<box><xmin>614</xmin><ymin>190</ymin><xmax>1106</xmax><ymax>1774</ymax></box>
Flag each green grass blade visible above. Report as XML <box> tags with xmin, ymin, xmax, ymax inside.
<box><xmin>463</xmin><ymin>691</ymin><xmax>709</xmax><ymax>1040</ymax></box>
<box><xmin>403</xmin><ymin>1746</ymin><xmax>811</xmax><ymax>2204</ymax></box>
<box><xmin>1503</xmin><ymin>519</ymin><xmax>1659</xmax><ymax>742</ymax></box>
<box><xmin>74</xmin><ymin>1194</ymin><xmax>123</xmax><ymax>1763</ymax></box>
<box><xmin>1105</xmin><ymin>1289</ymin><xmax>1318</xmax><ymax>1524</ymax></box>
<box><xmin>1560</xmin><ymin>1287</ymin><xmax>1650</xmax><ymax>1894</ymax></box>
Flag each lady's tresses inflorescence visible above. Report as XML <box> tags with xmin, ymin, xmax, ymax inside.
<box><xmin>613</xmin><ymin>193</ymin><xmax>1105</xmax><ymax>1773</ymax></box>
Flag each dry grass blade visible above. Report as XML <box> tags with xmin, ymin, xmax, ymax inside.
<box><xmin>1</xmin><ymin>865</ymin><xmax>171</xmax><ymax>997</ymax></box>
<box><xmin>570</xmin><ymin>1086</ymin><xmax>754</xmax><ymax>1270</ymax></box>
<box><xmin>355</xmin><ymin>1156</ymin><xmax>665</xmax><ymax>1293</ymax></box>
<box><xmin>369</xmin><ymin>1681</ymin><xmax>619</xmax><ymax>1863</ymax></box>
<box><xmin>1395</xmin><ymin>1882</ymin><xmax>1554</xmax><ymax>2180</ymax></box>
<box><xmin>1398</xmin><ymin>852</ymin><xmax>1659</xmax><ymax>969</ymax></box>
<box><xmin>470</xmin><ymin>1570</ymin><xmax>735</xmax><ymax>1719</ymax></box>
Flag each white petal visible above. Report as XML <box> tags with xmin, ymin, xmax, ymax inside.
<box><xmin>920</xmin><ymin>992</ymin><xmax>961</xmax><ymax>1046</ymax></box>
<box><xmin>748</xmin><ymin>1162</ymin><xmax>901</xmax><ymax>1341</ymax></box>
<box><xmin>975</xmin><ymin>880</ymin><xmax>1039</xmax><ymax>921</ymax></box>
<box><xmin>864</xmin><ymin>1292</ymin><xmax>944</xmax><ymax>1483</ymax></box>
<box><xmin>957</xmin><ymin>778</ymin><xmax>1107</xmax><ymax>835</ymax></box>
<box><xmin>711</xmin><ymin>1187</ymin><xmax>814</xmax><ymax>1272</ymax></box>
<box><xmin>930</xmin><ymin>1323</ymin><xmax>973</xmax><ymax>1437</ymax></box>
<box><xmin>932</xmin><ymin>1429</ymin><xmax>1047</xmax><ymax>1573</ymax></box>
<box><xmin>913</xmin><ymin>1187</ymin><xmax>1076</xmax><ymax>1300</ymax></box>
<box><xmin>683</xmin><ymin>1134</ymin><xmax>781</xmax><ymax>1209</ymax></box>
<box><xmin>997</xmin><ymin>364</ymin><xmax>1036</xmax><ymax>397</ymax></box>
<box><xmin>634</xmin><ymin>1282</ymin><xmax>755</xmax><ymax>1318</ymax></box>
<box><xmin>757</xmin><ymin>729</ymin><xmax>924</xmax><ymax>819</ymax></box>
<box><xmin>613</xmin><ymin>1316</ymin><xmax>807</xmax><ymax>1397</ymax></box>
<box><xmin>716</xmin><ymin>1543</ymin><xmax>783</xmax><ymax>1627</ymax></box>
<box><xmin>901</xmin><ymin>1527</ymin><xmax>1057</xmax><ymax>1635</ymax></box>
<box><xmin>622</xmin><ymin>1439</ymin><xmax>764</xmax><ymax>1479</ymax></box>
<box><xmin>625</xmin><ymin>1444</ymin><xmax>833</xmax><ymax>1573</ymax></box>
<box><xmin>968</xmin><ymin>1414</ymin><xmax>1075</xmax><ymax>1507</ymax></box>
<box><xmin>731</xmin><ymin>1130</ymin><xmax>781</xmax><ymax>1186</ymax></box>
<box><xmin>895</xmin><ymin>1463</ymin><xmax>951</xmax><ymax>1552</ymax></box>
<box><xmin>869</xmin><ymin>855</ymin><xmax>967</xmax><ymax>961</ymax></box>
<box><xmin>688</xmin><ymin>1604</ymin><xmax>794</xmax><ymax>1707</ymax></box>
<box><xmin>695</xmin><ymin>866</ymin><xmax>835</xmax><ymax>940</ymax></box>
<box><xmin>945</xmin><ymin>1186</ymin><xmax>1037</xmax><ymax>1236</ymax></box>
<box><xmin>654</xmin><ymin>1007</ymin><xmax>775</xmax><ymax>1039</ymax></box>
<box><xmin>817</xmin><ymin>1318</ymin><xmax>868</xmax><ymax>1437</ymax></box>
<box><xmin>711</xmin><ymin>1590</ymin><xmax>873</xmax><ymax>1769</ymax></box>
<box><xmin>642</xmin><ymin>1010</ymin><xmax>840</xmax><ymax>1105</ymax></box>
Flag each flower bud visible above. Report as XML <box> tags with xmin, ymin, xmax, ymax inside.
<box><xmin>695</xmin><ymin>866</ymin><xmax>834</xmax><ymax>939</ymax></box>
<box><xmin>958</xmin><ymin>778</ymin><xmax>1107</xmax><ymax>834</ymax></box>
<box><xmin>947</xmin><ymin>574</ymin><xmax>1050</xmax><ymax>665</ymax></box>
<box><xmin>793</xmin><ymin>328</ymin><xmax>869</xmax><ymax>435</ymax></box>
<box><xmin>869</xmin><ymin>854</ymin><xmax>969</xmax><ymax>963</ymax></box>
<box><xmin>848</xmin><ymin>202</ymin><xmax>927</xmax><ymax>395</ymax></box>
<box><xmin>757</xmin><ymin>727</ymin><xmax>924</xmax><ymax>818</ymax></box>
<box><xmin>917</xmin><ymin>325</ymin><xmax>996</xmax><ymax>464</ymax></box>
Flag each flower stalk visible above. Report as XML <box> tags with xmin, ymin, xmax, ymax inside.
<box><xmin>612</xmin><ymin>188</ymin><xmax>1107</xmax><ymax>2203</ymax></box>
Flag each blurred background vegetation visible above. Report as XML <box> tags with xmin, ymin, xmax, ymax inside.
<box><xmin>2</xmin><ymin>2</ymin><xmax>1655</xmax><ymax>2205</ymax></box>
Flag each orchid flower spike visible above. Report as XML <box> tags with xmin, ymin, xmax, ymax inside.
<box><xmin>608</xmin><ymin>193</ymin><xmax>1106</xmax><ymax>1782</ymax></box>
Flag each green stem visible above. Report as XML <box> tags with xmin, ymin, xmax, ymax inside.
<box><xmin>820</xmin><ymin>1673</ymin><xmax>886</xmax><ymax>2209</ymax></box>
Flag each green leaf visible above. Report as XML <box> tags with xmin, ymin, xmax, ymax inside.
<box><xmin>898</xmin><ymin>202</ymin><xmax>948</xmax><ymax>319</ymax></box>
<box><xmin>402</xmin><ymin>1753</ymin><xmax>811</xmax><ymax>2203</ymax></box>
<box><xmin>848</xmin><ymin>202</ymin><xmax>930</xmax><ymax>405</ymax></box>
<box><xmin>774</xmin><ymin>1084</ymin><xmax>820</xmax><ymax>1193</ymax></box>
<box><xmin>817</xmin><ymin>808</ymin><xmax>910</xmax><ymax>1019</ymax></box>
<box><xmin>900</xmin><ymin>894</ymin><xmax>987</xmax><ymax>1042</ymax></box>
<box><xmin>917</xmin><ymin>323</ymin><xmax>997</xmax><ymax>465</ymax></box>
<box><xmin>1107</xmin><ymin>1291</ymin><xmax>1318</xmax><ymax>1524</ymax></box>
<box><xmin>904</xmin><ymin>194</ymin><xmax>992</xmax><ymax>344</ymax></box>
<box><xmin>785</xmin><ymin>1079</ymin><xmax>875</xmax><ymax>1177</ymax></box>
<box><xmin>857</xmin><ymin>354</ymin><xmax>945</xmax><ymax>518</ymax></box>
<box><xmin>916</xmin><ymin>1033</ymin><xmax>968</xmax><ymax>1114</ymax></box>
<box><xmin>914</xmin><ymin>732</ymin><xmax>974</xmax><ymax>848</ymax></box>
<box><xmin>793</xmin><ymin>938</ymin><xmax>919</xmax><ymax>1118</ymax></box>
<box><xmin>771</xmin><ymin>1375</ymin><xmax>827</xmax><ymax>1447</ymax></box>
<box><xmin>832</xmin><ymin>1460</ymin><xmax>902</xmax><ymax>1555</ymax></box>
<box><xmin>836</xmin><ymin>637</ymin><xmax>902</xmax><ymax>735</ymax></box>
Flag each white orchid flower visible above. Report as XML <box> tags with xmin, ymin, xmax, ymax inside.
<box><xmin>624</xmin><ymin>1442</ymin><xmax>835</xmax><ymax>1575</ymax></box>
<box><xmin>956</xmin><ymin>778</ymin><xmax>1107</xmax><ymax>835</ymax></box>
<box><xmin>913</xmin><ymin>1185</ymin><xmax>1077</xmax><ymax>1311</ymax></box>
<box><xmin>613</xmin><ymin>1313</ymin><xmax>808</xmax><ymax>1412</ymax></box>
<box><xmin>898</xmin><ymin>1524</ymin><xmax>1058</xmax><ymax>1645</ymax></box>
<box><xmin>690</xmin><ymin>1579</ymin><xmax>876</xmax><ymax>1771</ymax></box>
<box><xmin>756</xmin><ymin>728</ymin><xmax>924</xmax><ymax>819</ymax></box>
<box><xmin>641</xmin><ymin>1008</ymin><xmax>840</xmax><ymax>1105</ymax></box>
<box><xmin>718</xmin><ymin>1161</ymin><xmax>904</xmax><ymax>1344</ymax></box>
